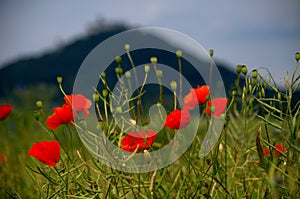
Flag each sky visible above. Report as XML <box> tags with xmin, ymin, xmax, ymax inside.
<box><xmin>1</xmin><ymin>0</ymin><xmax>300</xmax><ymax>84</ymax></box>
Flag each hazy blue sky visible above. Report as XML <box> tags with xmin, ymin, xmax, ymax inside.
<box><xmin>1</xmin><ymin>0</ymin><xmax>300</xmax><ymax>83</ymax></box>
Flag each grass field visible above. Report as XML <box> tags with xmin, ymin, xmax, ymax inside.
<box><xmin>0</xmin><ymin>53</ymin><xmax>299</xmax><ymax>198</ymax></box>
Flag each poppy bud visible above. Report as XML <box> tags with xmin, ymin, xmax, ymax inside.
<box><xmin>209</xmin><ymin>49</ymin><xmax>214</xmax><ymax>57</ymax></box>
<box><xmin>232</xmin><ymin>89</ymin><xmax>237</xmax><ymax>97</ymax></box>
<box><xmin>115</xmin><ymin>67</ymin><xmax>123</xmax><ymax>75</ymax></box>
<box><xmin>116</xmin><ymin>106</ymin><xmax>123</xmax><ymax>114</ymax></box>
<box><xmin>170</xmin><ymin>81</ymin><xmax>177</xmax><ymax>91</ymax></box>
<box><xmin>144</xmin><ymin>64</ymin><xmax>150</xmax><ymax>73</ymax></box>
<box><xmin>295</xmin><ymin>52</ymin><xmax>300</xmax><ymax>62</ymax></box>
<box><xmin>156</xmin><ymin>70</ymin><xmax>163</xmax><ymax>78</ymax></box>
<box><xmin>176</xmin><ymin>50</ymin><xmax>182</xmax><ymax>58</ymax></box>
<box><xmin>150</xmin><ymin>57</ymin><xmax>157</xmax><ymax>64</ymax></box>
<box><xmin>125</xmin><ymin>71</ymin><xmax>131</xmax><ymax>79</ymax></box>
<box><xmin>102</xmin><ymin>89</ymin><xmax>108</xmax><ymax>98</ymax></box>
<box><xmin>35</xmin><ymin>100</ymin><xmax>43</xmax><ymax>109</ymax></box>
<box><xmin>125</xmin><ymin>44</ymin><xmax>130</xmax><ymax>51</ymax></box>
<box><xmin>57</xmin><ymin>76</ymin><xmax>62</xmax><ymax>84</ymax></box>
<box><xmin>236</xmin><ymin>65</ymin><xmax>242</xmax><ymax>74</ymax></box>
<box><xmin>252</xmin><ymin>69</ymin><xmax>258</xmax><ymax>78</ymax></box>
<box><xmin>115</xmin><ymin>56</ymin><xmax>122</xmax><ymax>64</ymax></box>
<box><xmin>241</xmin><ymin>65</ymin><xmax>248</xmax><ymax>75</ymax></box>
<box><xmin>93</xmin><ymin>92</ymin><xmax>100</xmax><ymax>103</ymax></box>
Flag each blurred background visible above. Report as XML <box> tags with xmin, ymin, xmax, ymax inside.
<box><xmin>0</xmin><ymin>0</ymin><xmax>300</xmax><ymax>98</ymax></box>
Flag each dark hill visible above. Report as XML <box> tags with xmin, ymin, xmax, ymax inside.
<box><xmin>0</xmin><ymin>24</ymin><xmax>239</xmax><ymax>99</ymax></box>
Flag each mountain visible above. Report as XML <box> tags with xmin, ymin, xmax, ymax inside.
<box><xmin>11</xmin><ymin>24</ymin><xmax>294</xmax><ymax>109</ymax></box>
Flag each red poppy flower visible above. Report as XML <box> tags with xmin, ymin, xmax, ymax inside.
<box><xmin>28</xmin><ymin>140</ymin><xmax>60</xmax><ymax>167</ymax></box>
<box><xmin>46</xmin><ymin>104</ymin><xmax>74</xmax><ymax>130</ymax></box>
<box><xmin>204</xmin><ymin>98</ymin><xmax>228</xmax><ymax>118</ymax></box>
<box><xmin>263</xmin><ymin>148</ymin><xmax>270</xmax><ymax>157</ymax></box>
<box><xmin>164</xmin><ymin>108</ymin><xmax>190</xmax><ymax>129</ymax></box>
<box><xmin>0</xmin><ymin>153</ymin><xmax>7</xmax><ymax>164</ymax></box>
<box><xmin>121</xmin><ymin>130</ymin><xmax>157</xmax><ymax>153</ymax></box>
<box><xmin>0</xmin><ymin>104</ymin><xmax>12</xmax><ymax>120</ymax></box>
<box><xmin>274</xmin><ymin>143</ymin><xmax>286</xmax><ymax>156</ymax></box>
<box><xmin>184</xmin><ymin>85</ymin><xmax>210</xmax><ymax>110</ymax></box>
<box><xmin>262</xmin><ymin>143</ymin><xmax>286</xmax><ymax>157</ymax></box>
<box><xmin>64</xmin><ymin>94</ymin><xmax>92</xmax><ymax>118</ymax></box>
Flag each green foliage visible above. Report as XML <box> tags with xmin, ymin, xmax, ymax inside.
<box><xmin>0</xmin><ymin>51</ymin><xmax>300</xmax><ymax>198</ymax></box>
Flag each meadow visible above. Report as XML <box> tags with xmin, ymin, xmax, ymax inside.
<box><xmin>0</xmin><ymin>50</ymin><xmax>299</xmax><ymax>199</ymax></box>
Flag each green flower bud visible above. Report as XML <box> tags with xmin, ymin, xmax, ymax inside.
<box><xmin>115</xmin><ymin>106</ymin><xmax>123</xmax><ymax>114</ymax></box>
<box><xmin>236</xmin><ymin>65</ymin><xmax>242</xmax><ymax>74</ymax></box>
<box><xmin>241</xmin><ymin>65</ymin><xmax>248</xmax><ymax>75</ymax></box>
<box><xmin>102</xmin><ymin>89</ymin><xmax>108</xmax><ymax>97</ymax></box>
<box><xmin>295</xmin><ymin>52</ymin><xmax>300</xmax><ymax>62</ymax></box>
<box><xmin>144</xmin><ymin>64</ymin><xmax>150</xmax><ymax>73</ymax></box>
<box><xmin>252</xmin><ymin>69</ymin><xmax>258</xmax><ymax>78</ymax></box>
<box><xmin>125</xmin><ymin>44</ymin><xmax>130</xmax><ymax>51</ymax></box>
<box><xmin>115</xmin><ymin>56</ymin><xmax>122</xmax><ymax>64</ymax></box>
<box><xmin>156</xmin><ymin>70</ymin><xmax>163</xmax><ymax>78</ymax></box>
<box><xmin>57</xmin><ymin>76</ymin><xmax>63</xmax><ymax>84</ymax></box>
<box><xmin>170</xmin><ymin>80</ymin><xmax>177</xmax><ymax>91</ymax></box>
<box><xmin>93</xmin><ymin>92</ymin><xmax>100</xmax><ymax>102</ymax></box>
<box><xmin>35</xmin><ymin>100</ymin><xmax>43</xmax><ymax>108</ymax></box>
<box><xmin>150</xmin><ymin>57</ymin><xmax>157</xmax><ymax>64</ymax></box>
<box><xmin>232</xmin><ymin>89</ymin><xmax>237</xmax><ymax>97</ymax></box>
<box><xmin>176</xmin><ymin>50</ymin><xmax>182</xmax><ymax>58</ymax></box>
<box><xmin>209</xmin><ymin>49</ymin><xmax>214</xmax><ymax>57</ymax></box>
<box><xmin>125</xmin><ymin>71</ymin><xmax>131</xmax><ymax>79</ymax></box>
<box><xmin>115</xmin><ymin>67</ymin><xmax>123</xmax><ymax>75</ymax></box>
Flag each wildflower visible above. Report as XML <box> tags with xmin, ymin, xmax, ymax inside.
<box><xmin>0</xmin><ymin>153</ymin><xmax>7</xmax><ymax>164</ymax></box>
<box><xmin>262</xmin><ymin>143</ymin><xmax>287</xmax><ymax>157</ymax></box>
<box><xmin>64</xmin><ymin>94</ymin><xmax>92</xmax><ymax>118</ymax></box>
<box><xmin>46</xmin><ymin>104</ymin><xmax>74</xmax><ymax>130</ymax></box>
<box><xmin>164</xmin><ymin>108</ymin><xmax>190</xmax><ymax>129</ymax></box>
<box><xmin>274</xmin><ymin>143</ymin><xmax>286</xmax><ymax>156</ymax></box>
<box><xmin>0</xmin><ymin>104</ymin><xmax>12</xmax><ymax>120</ymax></box>
<box><xmin>121</xmin><ymin>130</ymin><xmax>157</xmax><ymax>153</ymax></box>
<box><xmin>204</xmin><ymin>98</ymin><xmax>228</xmax><ymax>118</ymax></box>
<box><xmin>263</xmin><ymin>148</ymin><xmax>270</xmax><ymax>157</ymax></box>
<box><xmin>28</xmin><ymin>140</ymin><xmax>60</xmax><ymax>167</ymax></box>
<box><xmin>184</xmin><ymin>85</ymin><xmax>210</xmax><ymax>110</ymax></box>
